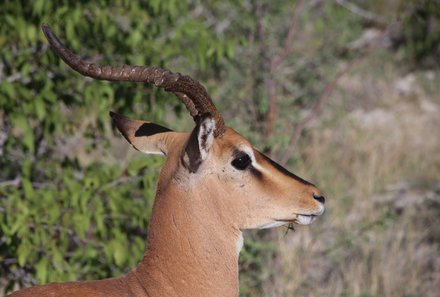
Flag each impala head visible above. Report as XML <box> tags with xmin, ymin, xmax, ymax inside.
<box><xmin>42</xmin><ymin>24</ymin><xmax>325</xmax><ymax>231</ymax></box>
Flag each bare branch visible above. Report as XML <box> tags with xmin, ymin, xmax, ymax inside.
<box><xmin>265</xmin><ymin>0</ymin><xmax>305</xmax><ymax>148</ymax></box>
<box><xmin>0</xmin><ymin>176</ymin><xmax>21</xmax><ymax>188</ymax></box>
<box><xmin>280</xmin><ymin>28</ymin><xmax>390</xmax><ymax>166</ymax></box>
<box><xmin>272</xmin><ymin>0</ymin><xmax>305</xmax><ymax>69</ymax></box>
<box><xmin>264</xmin><ymin>78</ymin><xmax>277</xmax><ymax>143</ymax></box>
<box><xmin>279</xmin><ymin>59</ymin><xmax>360</xmax><ymax>165</ymax></box>
<box><xmin>335</xmin><ymin>0</ymin><xmax>388</xmax><ymax>25</ymax></box>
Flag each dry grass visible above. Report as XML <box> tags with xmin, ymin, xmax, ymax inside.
<box><xmin>265</xmin><ymin>57</ymin><xmax>440</xmax><ymax>296</ymax></box>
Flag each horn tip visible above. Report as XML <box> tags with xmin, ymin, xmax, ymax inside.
<box><xmin>41</xmin><ymin>23</ymin><xmax>50</xmax><ymax>32</ymax></box>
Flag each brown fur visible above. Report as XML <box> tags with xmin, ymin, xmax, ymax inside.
<box><xmin>8</xmin><ymin>123</ymin><xmax>324</xmax><ymax>297</ymax></box>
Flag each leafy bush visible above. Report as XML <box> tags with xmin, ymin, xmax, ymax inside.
<box><xmin>0</xmin><ymin>0</ymin><xmax>238</xmax><ymax>294</ymax></box>
<box><xmin>0</xmin><ymin>1</ymin><xmax>378</xmax><ymax>296</ymax></box>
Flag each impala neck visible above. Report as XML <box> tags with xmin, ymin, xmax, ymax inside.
<box><xmin>131</xmin><ymin>177</ymin><xmax>242</xmax><ymax>297</ymax></box>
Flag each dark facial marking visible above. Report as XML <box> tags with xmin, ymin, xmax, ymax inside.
<box><xmin>135</xmin><ymin>123</ymin><xmax>172</xmax><ymax>137</ymax></box>
<box><xmin>109</xmin><ymin>112</ymin><xmax>172</xmax><ymax>152</ymax></box>
<box><xmin>257</xmin><ymin>151</ymin><xmax>314</xmax><ymax>186</ymax></box>
<box><xmin>250</xmin><ymin>166</ymin><xmax>263</xmax><ymax>179</ymax></box>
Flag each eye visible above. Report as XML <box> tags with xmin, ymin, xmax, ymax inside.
<box><xmin>231</xmin><ymin>153</ymin><xmax>252</xmax><ymax>170</ymax></box>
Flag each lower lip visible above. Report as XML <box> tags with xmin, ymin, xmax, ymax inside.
<box><xmin>295</xmin><ymin>215</ymin><xmax>317</xmax><ymax>225</ymax></box>
<box><xmin>274</xmin><ymin>214</ymin><xmax>319</xmax><ymax>227</ymax></box>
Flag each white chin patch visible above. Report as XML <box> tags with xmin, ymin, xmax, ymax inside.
<box><xmin>255</xmin><ymin>221</ymin><xmax>287</xmax><ymax>229</ymax></box>
<box><xmin>296</xmin><ymin>215</ymin><xmax>317</xmax><ymax>225</ymax></box>
<box><xmin>252</xmin><ymin>215</ymin><xmax>318</xmax><ymax>229</ymax></box>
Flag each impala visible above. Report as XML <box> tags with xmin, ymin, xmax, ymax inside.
<box><xmin>9</xmin><ymin>24</ymin><xmax>325</xmax><ymax>297</ymax></box>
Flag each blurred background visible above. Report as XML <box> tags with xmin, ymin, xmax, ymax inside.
<box><xmin>0</xmin><ymin>0</ymin><xmax>439</xmax><ymax>296</ymax></box>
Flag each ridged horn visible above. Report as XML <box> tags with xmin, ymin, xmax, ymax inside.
<box><xmin>41</xmin><ymin>24</ymin><xmax>225</xmax><ymax>137</ymax></box>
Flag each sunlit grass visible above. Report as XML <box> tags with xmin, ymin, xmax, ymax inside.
<box><xmin>268</xmin><ymin>55</ymin><xmax>440</xmax><ymax>297</ymax></box>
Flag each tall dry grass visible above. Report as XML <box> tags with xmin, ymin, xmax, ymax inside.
<box><xmin>265</xmin><ymin>59</ymin><xmax>440</xmax><ymax>296</ymax></box>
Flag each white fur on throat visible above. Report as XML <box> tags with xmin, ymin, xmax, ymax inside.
<box><xmin>236</xmin><ymin>232</ymin><xmax>244</xmax><ymax>255</ymax></box>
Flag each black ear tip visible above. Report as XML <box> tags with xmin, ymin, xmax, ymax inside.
<box><xmin>109</xmin><ymin>111</ymin><xmax>121</xmax><ymax>121</ymax></box>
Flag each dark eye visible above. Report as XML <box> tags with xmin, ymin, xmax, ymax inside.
<box><xmin>231</xmin><ymin>153</ymin><xmax>251</xmax><ymax>170</ymax></box>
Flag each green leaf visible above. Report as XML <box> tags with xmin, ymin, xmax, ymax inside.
<box><xmin>0</xmin><ymin>81</ymin><xmax>16</xmax><ymax>98</ymax></box>
<box><xmin>112</xmin><ymin>239</ymin><xmax>126</xmax><ymax>267</ymax></box>
<box><xmin>34</xmin><ymin>96</ymin><xmax>46</xmax><ymax>120</ymax></box>
<box><xmin>33</xmin><ymin>0</ymin><xmax>45</xmax><ymax>16</ymax></box>
<box><xmin>35</xmin><ymin>258</ymin><xmax>49</xmax><ymax>284</ymax></box>
<box><xmin>52</xmin><ymin>249</ymin><xmax>65</xmax><ymax>272</ymax></box>
<box><xmin>21</xmin><ymin>178</ymin><xmax>35</xmax><ymax>199</ymax></box>
<box><xmin>17</xmin><ymin>241</ymin><xmax>31</xmax><ymax>266</ymax></box>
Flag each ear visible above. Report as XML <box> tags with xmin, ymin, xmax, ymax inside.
<box><xmin>110</xmin><ymin>112</ymin><xmax>173</xmax><ymax>156</ymax></box>
<box><xmin>182</xmin><ymin>115</ymin><xmax>216</xmax><ymax>173</ymax></box>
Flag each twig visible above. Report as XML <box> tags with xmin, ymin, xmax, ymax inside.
<box><xmin>335</xmin><ymin>0</ymin><xmax>388</xmax><ymax>25</ymax></box>
<box><xmin>279</xmin><ymin>59</ymin><xmax>360</xmax><ymax>165</ymax></box>
<box><xmin>280</xmin><ymin>28</ymin><xmax>390</xmax><ymax>166</ymax></box>
<box><xmin>254</xmin><ymin>0</ymin><xmax>272</xmax><ymax>138</ymax></box>
<box><xmin>265</xmin><ymin>78</ymin><xmax>277</xmax><ymax>142</ymax></box>
<box><xmin>265</xmin><ymin>0</ymin><xmax>305</xmax><ymax>145</ymax></box>
<box><xmin>272</xmin><ymin>0</ymin><xmax>305</xmax><ymax>69</ymax></box>
<box><xmin>3</xmin><ymin>258</ymin><xmax>18</xmax><ymax>265</ymax></box>
<box><xmin>0</xmin><ymin>176</ymin><xmax>21</xmax><ymax>188</ymax></box>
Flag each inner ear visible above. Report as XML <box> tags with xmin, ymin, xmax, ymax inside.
<box><xmin>183</xmin><ymin>115</ymin><xmax>216</xmax><ymax>173</ymax></box>
<box><xmin>198</xmin><ymin>116</ymin><xmax>216</xmax><ymax>160</ymax></box>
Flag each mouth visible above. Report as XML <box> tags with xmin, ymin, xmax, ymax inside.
<box><xmin>257</xmin><ymin>209</ymin><xmax>324</xmax><ymax>229</ymax></box>
<box><xmin>276</xmin><ymin>214</ymin><xmax>319</xmax><ymax>226</ymax></box>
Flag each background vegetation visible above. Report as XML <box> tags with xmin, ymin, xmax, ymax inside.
<box><xmin>1</xmin><ymin>0</ymin><xmax>439</xmax><ymax>296</ymax></box>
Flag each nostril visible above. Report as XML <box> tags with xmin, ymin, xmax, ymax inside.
<box><xmin>313</xmin><ymin>193</ymin><xmax>325</xmax><ymax>204</ymax></box>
